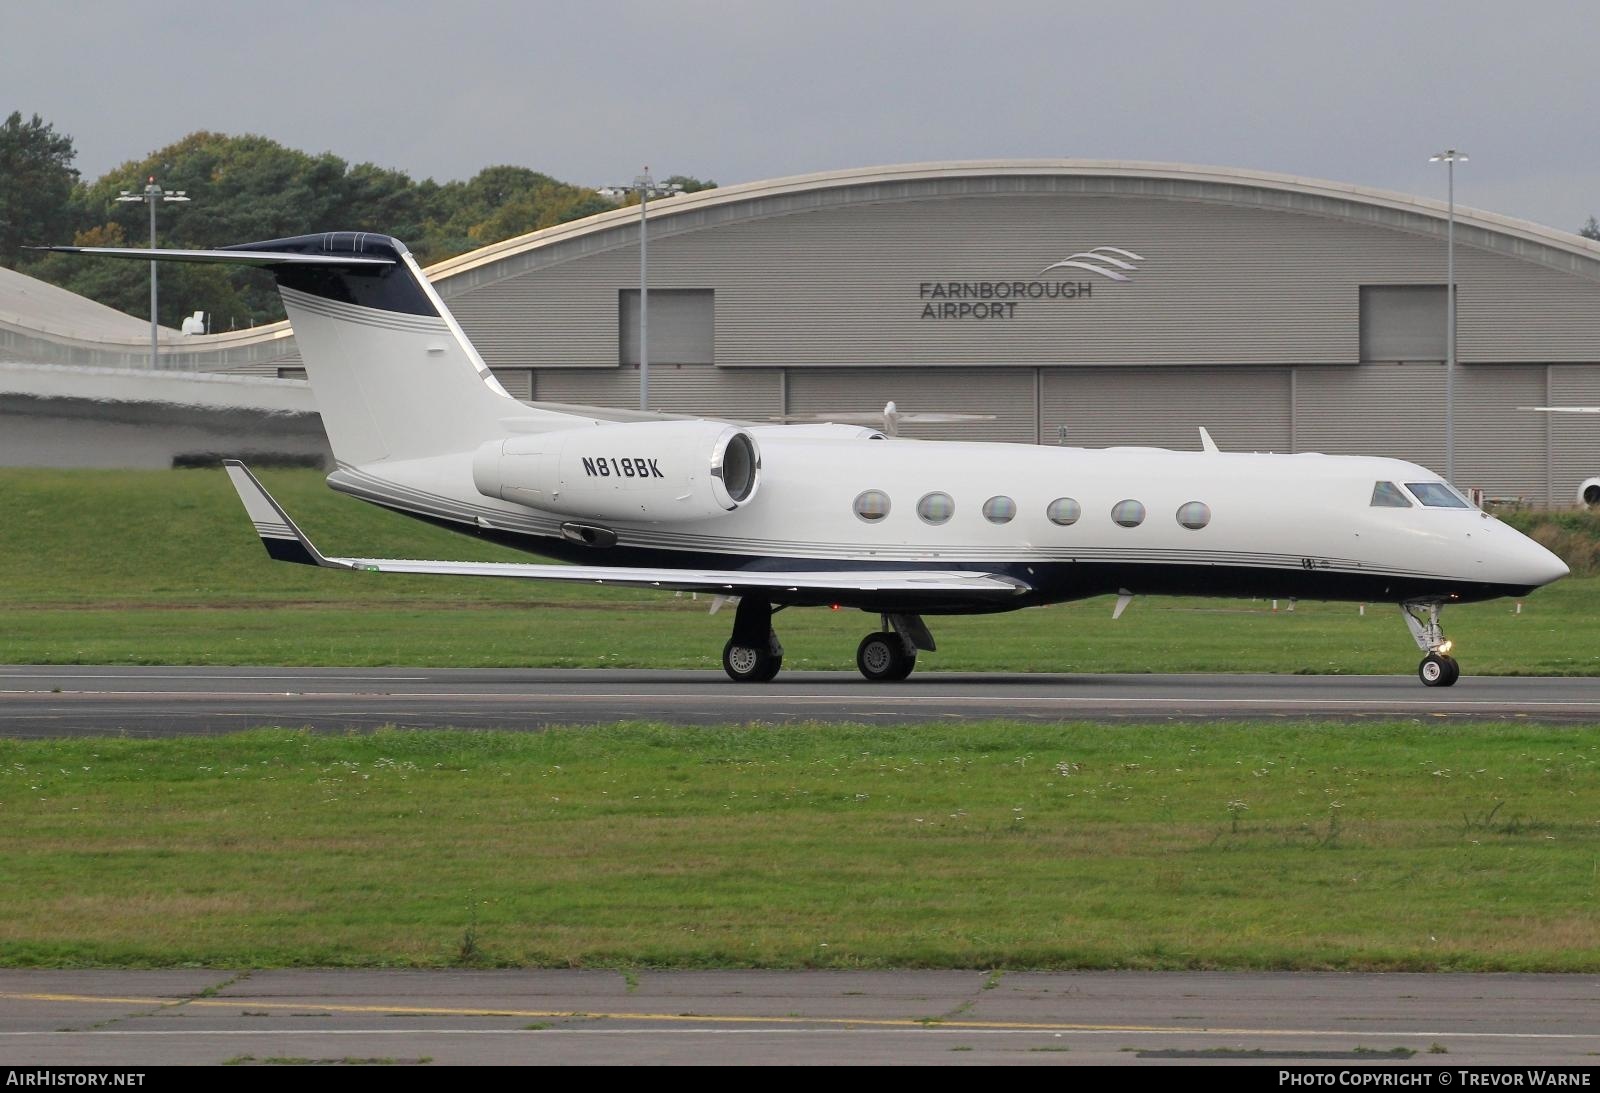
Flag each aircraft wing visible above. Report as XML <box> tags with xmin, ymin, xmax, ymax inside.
<box><xmin>224</xmin><ymin>461</ymin><xmax>1030</xmax><ymax>599</ymax></box>
<box><xmin>1519</xmin><ymin>406</ymin><xmax>1600</xmax><ymax>413</ymax></box>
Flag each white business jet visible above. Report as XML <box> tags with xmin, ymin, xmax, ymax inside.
<box><xmin>48</xmin><ymin>233</ymin><xmax>1568</xmax><ymax>686</ymax></box>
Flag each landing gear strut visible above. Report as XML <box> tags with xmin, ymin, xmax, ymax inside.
<box><xmin>1401</xmin><ymin>602</ymin><xmax>1460</xmax><ymax>687</ymax></box>
<box><xmin>721</xmin><ymin>598</ymin><xmax>783</xmax><ymax>682</ymax></box>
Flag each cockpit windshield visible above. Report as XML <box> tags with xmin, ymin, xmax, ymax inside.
<box><xmin>1370</xmin><ymin>481</ymin><xmax>1412</xmax><ymax>508</ymax></box>
<box><xmin>1405</xmin><ymin>482</ymin><xmax>1471</xmax><ymax>509</ymax></box>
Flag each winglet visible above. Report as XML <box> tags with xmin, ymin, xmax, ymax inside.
<box><xmin>223</xmin><ymin>460</ymin><xmax>346</xmax><ymax>569</ymax></box>
<box><xmin>1198</xmin><ymin>426</ymin><xmax>1220</xmax><ymax>453</ymax></box>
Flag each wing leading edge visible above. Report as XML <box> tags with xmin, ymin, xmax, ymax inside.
<box><xmin>222</xmin><ymin>461</ymin><xmax>1031</xmax><ymax>600</ymax></box>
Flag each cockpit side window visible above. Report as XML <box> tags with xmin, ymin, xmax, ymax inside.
<box><xmin>1405</xmin><ymin>482</ymin><xmax>1471</xmax><ymax>509</ymax></box>
<box><xmin>1371</xmin><ymin>481</ymin><xmax>1412</xmax><ymax>508</ymax></box>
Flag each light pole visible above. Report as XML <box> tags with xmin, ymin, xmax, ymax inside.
<box><xmin>1429</xmin><ymin>149</ymin><xmax>1467</xmax><ymax>486</ymax></box>
<box><xmin>116</xmin><ymin>175</ymin><xmax>189</xmax><ymax>369</ymax></box>
<box><xmin>610</xmin><ymin>168</ymin><xmax>682</xmax><ymax>412</ymax></box>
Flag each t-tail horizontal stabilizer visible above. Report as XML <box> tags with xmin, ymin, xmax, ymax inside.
<box><xmin>222</xmin><ymin>460</ymin><xmax>1031</xmax><ymax>600</ymax></box>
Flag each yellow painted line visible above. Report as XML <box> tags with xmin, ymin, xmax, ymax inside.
<box><xmin>9</xmin><ymin>993</ymin><xmax>177</xmax><ymax>1007</ymax></box>
<box><xmin>7</xmin><ymin>992</ymin><xmax>1596</xmax><ymax>1040</ymax></box>
<box><xmin>0</xmin><ymin>992</ymin><xmax>1266</xmax><ymax>1034</ymax></box>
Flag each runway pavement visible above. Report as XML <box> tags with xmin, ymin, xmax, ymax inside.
<box><xmin>4</xmin><ymin>665</ymin><xmax>1600</xmax><ymax>736</ymax></box>
<box><xmin>2</xmin><ymin>969</ymin><xmax>1598</xmax><ymax>1066</ymax></box>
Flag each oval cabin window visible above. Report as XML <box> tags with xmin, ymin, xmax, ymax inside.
<box><xmin>1176</xmin><ymin>501</ymin><xmax>1211</xmax><ymax>530</ymax></box>
<box><xmin>917</xmin><ymin>492</ymin><xmax>955</xmax><ymax>525</ymax></box>
<box><xmin>982</xmin><ymin>496</ymin><xmax>1016</xmax><ymax>524</ymax></box>
<box><xmin>853</xmin><ymin>490</ymin><xmax>891</xmax><ymax>522</ymax></box>
<box><xmin>1046</xmin><ymin>497</ymin><xmax>1082</xmax><ymax>526</ymax></box>
<box><xmin>1111</xmin><ymin>499</ymin><xmax>1146</xmax><ymax>528</ymax></box>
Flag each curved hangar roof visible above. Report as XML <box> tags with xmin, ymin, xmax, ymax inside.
<box><xmin>8</xmin><ymin>160</ymin><xmax>1599</xmax><ymax>371</ymax></box>
<box><xmin>430</xmin><ymin>160</ymin><xmax>1600</xmax><ymax>295</ymax></box>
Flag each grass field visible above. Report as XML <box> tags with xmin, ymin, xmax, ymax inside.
<box><xmin>4</xmin><ymin>470</ymin><xmax>1598</xmax><ymax>974</ymax></box>
<box><xmin>2</xmin><ymin>723</ymin><xmax>1596</xmax><ymax>971</ymax></box>
<box><xmin>2</xmin><ymin>467</ymin><xmax>1595</xmax><ymax>676</ymax></box>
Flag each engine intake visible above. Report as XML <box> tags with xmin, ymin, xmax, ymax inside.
<box><xmin>474</xmin><ymin>420</ymin><xmax>761</xmax><ymax>522</ymax></box>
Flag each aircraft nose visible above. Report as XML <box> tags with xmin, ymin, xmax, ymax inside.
<box><xmin>1510</xmin><ymin>536</ymin><xmax>1569</xmax><ymax>587</ymax></box>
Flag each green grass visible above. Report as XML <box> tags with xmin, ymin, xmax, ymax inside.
<box><xmin>1</xmin><ymin>467</ymin><xmax>1593</xmax><ymax>675</ymax></box>
<box><xmin>2</xmin><ymin>722</ymin><xmax>1597</xmax><ymax>970</ymax></box>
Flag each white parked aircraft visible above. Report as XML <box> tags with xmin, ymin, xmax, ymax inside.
<box><xmin>48</xmin><ymin>233</ymin><xmax>1569</xmax><ymax>686</ymax></box>
<box><xmin>773</xmin><ymin>401</ymin><xmax>997</xmax><ymax>437</ymax></box>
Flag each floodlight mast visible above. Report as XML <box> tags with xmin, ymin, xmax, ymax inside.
<box><xmin>607</xmin><ymin>169</ymin><xmax>683</xmax><ymax>411</ymax></box>
<box><xmin>115</xmin><ymin>176</ymin><xmax>190</xmax><ymax>369</ymax></box>
<box><xmin>1429</xmin><ymin>148</ymin><xmax>1467</xmax><ymax>486</ymax></box>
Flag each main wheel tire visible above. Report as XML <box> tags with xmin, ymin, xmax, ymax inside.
<box><xmin>1419</xmin><ymin>652</ymin><xmax>1460</xmax><ymax>687</ymax></box>
<box><xmin>723</xmin><ymin>639</ymin><xmax>782</xmax><ymax>683</ymax></box>
<box><xmin>856</xmin><ymin>631</ymin><xmax>915</xmax><ymax>681</ymax></box>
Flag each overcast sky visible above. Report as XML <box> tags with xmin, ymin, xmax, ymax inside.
<box><xmin>6</xmin><ymin>0</ymin><xmax>1599</xmax><ymax>233</ymax></box>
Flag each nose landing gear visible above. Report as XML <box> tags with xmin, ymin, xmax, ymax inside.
<box><xmin>1401</xmin><ymin>602</ymin><xmax>1460</xmax><ymax>687</ymax></box>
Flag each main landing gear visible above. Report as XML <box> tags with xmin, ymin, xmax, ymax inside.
<box><xmin>1401</xmin><ymin>602</ymin><xmax>1460</xmax><ymax>687</ymax></box>
<box><xmin>721</xmin><ymin>598</ymin><xmax>784</xmax><ymax>682</ymax></box>
<box><xmin>720</xmin><ymin>600</ymin><xmax>936</xmax><ymax>683</ymax></box>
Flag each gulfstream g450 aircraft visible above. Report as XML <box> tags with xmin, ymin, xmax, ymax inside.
<box><xmin>49</xmin><ymin>233</ymin><xmax>1569</xmax><ymax>686</ymax></box>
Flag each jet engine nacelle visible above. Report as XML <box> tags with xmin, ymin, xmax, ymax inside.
<box><xmin>473</xmin><ymin>420</ymin><xmax>761</xmax><ymax>521</ymax></box>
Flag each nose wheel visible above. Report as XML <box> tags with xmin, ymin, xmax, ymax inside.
<box><xmin>1418</xmin><ymin>652</ymin><xmax>1460</xmax><ymax>687</ymax></box>
<box><xmin>1402</xmin><ymin>603</ymin><xmax>1460</xmax><ymax>688</ymax></box>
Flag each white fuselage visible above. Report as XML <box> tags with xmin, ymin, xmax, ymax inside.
<box><xmin>330</xmin><ymin>430</ymin><xmax>1567</xmax><ymax>611</ymax></box>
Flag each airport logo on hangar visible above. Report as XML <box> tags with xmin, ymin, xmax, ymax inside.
<box><xmin>917</xmin><ymin>246</ymin><xmax>1146</xmax><ymax>320</ymax></box>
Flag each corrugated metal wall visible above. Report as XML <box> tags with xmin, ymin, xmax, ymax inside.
<box><xmin>1293</xmin><ymin>363</ymin><xmax>1444</xmax><ymax>465</ymax></box>
<box><xmin>1549</xmin><ymin>365</ymin><xmax>1600</xmax><ymax>503</ymax></box>
<box><xmin>1452</xmin><ymin>366</ymin><xmax>1549</xmax><ymax>502</ymax></box>
<box><xmin>532</xmin><ymin>365</ymin><xmax>782</xmax><ymax>420</ymax></box>
<box><xmin>1459</xmin><ymin>266</ymin><xmax>1600</xmax><ymax>362</ymax></box>
<box><xmin>713</xmin><ymin>198</ymin><xmax>1361</xmax><ymax>367</ymax></box>
<box><xmin>490</xmin><ymin>368</ymin><xmax>533</xmax><ymax>400</ymax></box>
<box><xmin>1042</xmin><ymin>367</ymin><xmax>1292</xmax><ymax>452</ymax></box>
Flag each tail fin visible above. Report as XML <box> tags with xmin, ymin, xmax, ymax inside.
<box><xmin>39</xmin><ymin>232</ymin><xmax>549</xmax><ymax>466</ymax></box>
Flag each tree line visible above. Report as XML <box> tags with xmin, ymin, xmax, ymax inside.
<box><xmin>0</xmin><ymin>112</ymin><xmax>712</xmax><ymax>331</ymax></box>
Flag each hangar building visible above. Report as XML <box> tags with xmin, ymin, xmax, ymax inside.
<box><xmin>7</xmin><ymin>161</ymin><xmax>1600</xmax><ymax>503</ymax></box>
